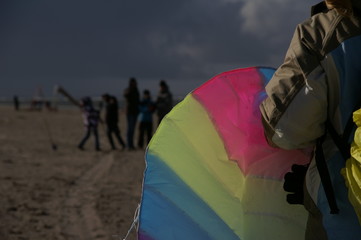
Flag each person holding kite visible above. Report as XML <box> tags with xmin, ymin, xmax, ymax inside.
<box><xmin>57</xmin><ymin>86</ymin><xmax>101</xmax><ymax>151</ymax></box>
<box><xmin>77</xmin><ymin>96</ymin><xmax>101</xmax><ymax>151</ymax></box>
<box><xmin>260</xmin><ymin>0</ymin><xmax>361</xmax><ymax>239</ymax></box>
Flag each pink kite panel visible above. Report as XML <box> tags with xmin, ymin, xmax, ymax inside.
<box><xmin>192</xmin><ymin>67</ymin><xmax>309</xmax><ymax>179</ymax></box>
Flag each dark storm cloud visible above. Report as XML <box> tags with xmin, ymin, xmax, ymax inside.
<box><xmin>0</xmin><ymin>0</ymin><xmax>320</xmax><ymax>98</ymax></box>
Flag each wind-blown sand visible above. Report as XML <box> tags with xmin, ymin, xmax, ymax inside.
<box><xmin>0</xmin><ymin>105</ymin><xmax>146</xmax><ymax>240</ymax></box>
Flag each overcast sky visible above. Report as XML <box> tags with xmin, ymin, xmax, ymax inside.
<box><xmin>1</xmin><ymin>0</ymin><xmax>320</xmax><ymax>100</ymax></box>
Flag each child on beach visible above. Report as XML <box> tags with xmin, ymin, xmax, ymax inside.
<box><xmin>138</xmin><ymin>90</ymin><xmax>155</xmax><ymax>149</ymax></box>
<box><xmin>78</xmin><ymin>97</ymin><xmax>101</xmax><ymax>151</ymax></box>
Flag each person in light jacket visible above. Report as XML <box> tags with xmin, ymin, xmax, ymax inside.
<box><xmin>260</xmin><ymin>0</ymin><xmax>361</xmax><ymax>239</ymax></box>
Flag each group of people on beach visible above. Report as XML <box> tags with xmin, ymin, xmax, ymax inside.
<box><xmin>77</xmin><ymin>78</ymin><xmax>173</xmax><ymax>152</ymax></box>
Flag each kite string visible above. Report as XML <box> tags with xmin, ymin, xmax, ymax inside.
<box><xmin>122</xmin><ymin>204</ymin><xmax>140</xmax><ymax>240</ymax></box>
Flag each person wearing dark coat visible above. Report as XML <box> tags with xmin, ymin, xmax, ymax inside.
<box><xmin>124</xmin><ymin>77</ymin><xmax>140</xmax><ymax>150</ymax></box>
<box><xmin>102</xmin><ymin>94</ymin><xmax>126</xmax><ymax>150</ymax></box>
<box><xmin>13</xmin><ymin>95</ymin><xmax>19</xmax><ymax>111</ymax></box>
<box><xmin>156</xmin><ymin>80</ymin><xmax>173</xmax><ymax>125</ymax></box>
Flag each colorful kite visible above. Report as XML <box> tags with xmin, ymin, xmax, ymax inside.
<box><xmin>138</xmin><ymin>67</ymin><xmax>311</xmax><ymax>240</ymax></box>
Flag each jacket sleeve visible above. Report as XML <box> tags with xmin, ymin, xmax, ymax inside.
<box><xmin>260</xmin><ymin>24</ymin><xmax>328</xmax><ymax>150</ymax></box>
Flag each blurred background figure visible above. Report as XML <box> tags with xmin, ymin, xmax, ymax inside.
<box><xmin>77</xmin><ymin>97</ymin><xmax>101</xmax><ymax>151</ymax></box>
<box><xmin>156</xmin><ymin>80</ymin><xmax>173</xmax><ymax>125</ymax></box>
<box><xmin>138</xmin><ymin>90</ymin><xmax>155</xmax><ymax>149</ymax></box>
<box><xmin>124</xmin><ymin>77</ymin><xmax>140</xmax><ymax>150</ymax></box>
<box><xmin>44</xmin><ymin>100</ymin><xmax>57</xmax><ymax>112</ymax></box>
<box><xmin>57</xmin><ymin>86</ymin><xmax>101</xmax><ymax>151</ymax></box>
<box><xmin>102</xmin><ymin>93</ymin><xmax>126</xmax><ymax>150</ymax></box>
<box><xmin>13</xmin><ymin>95</ymin><xmax>19</xmax><ymax>111</ymax></box>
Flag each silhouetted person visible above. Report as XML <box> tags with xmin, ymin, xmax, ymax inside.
<box><xmin>56</xmin><ymin>86</ymin><xmax>101</xmax><ymax>151</ymax></box>
<box><xmin>13</xmin><ymin>95</ymin><xmax>19</xmax><ymax>111</ymax></box>
<box><xmin>138</xmin><ymin>90</ymin><xmax>155</xmax><ymax>149</ymax></box>
<box><xmin>102</xmin><ymin>94</ymin><xmax>126</xmax><ymax>150</ymax></box>
<box><xmin>124</xmin><ymin>77</ymin><xmax>140</xmax><ymax>150</ymax></box>
<box><xmin>78</xmin><ymin>97</ymin><xmax>101</xmax><ymax>151</ymax></box>
<box><xmin>156</xmin><ymin>80</ymin><xmax>173</xmax><ymax>124</ymax></box>
<box><xmin>45</xmin><ymin>101</ymin><xmax>57</xmax><ymax>111</ymax></box>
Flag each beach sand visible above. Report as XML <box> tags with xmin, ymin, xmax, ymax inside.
<box><xmin>0</xmin><ymin>105</ymin><xmax>147</xmax><ymax>240</ymax></box>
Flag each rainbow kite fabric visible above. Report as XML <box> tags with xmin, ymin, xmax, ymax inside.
<box><xmin>138</xmin><ymin>67</ymin><xmax>311</xmax><ymax>240</ymax></box>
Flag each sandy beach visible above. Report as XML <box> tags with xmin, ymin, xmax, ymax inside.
<box><xmin>0</xmin><ymin>105</ymin><xmax>146</xmax><ymax>240</ymax></box>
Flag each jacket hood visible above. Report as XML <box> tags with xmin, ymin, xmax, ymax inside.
<box><xmin>312</xmin><ymin>1</ymin><xmax>361</xmax><ymax>16</ymax></box>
